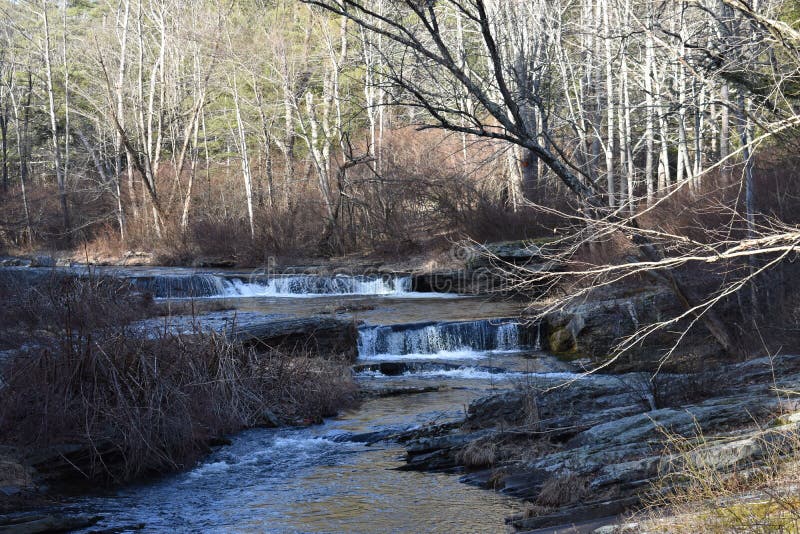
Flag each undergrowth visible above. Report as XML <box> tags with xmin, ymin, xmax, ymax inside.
<box><xmin>0</xmin><ymin>273</ymin><xmax>358</xmax><ymax>483</ymax></box>
<box><xmin>636</xmin><ymin>417</ymin><xmax>800</xmax><ymax>533</ymax></box>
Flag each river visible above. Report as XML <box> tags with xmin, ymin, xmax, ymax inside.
<box><xmin>34</xmin><ymin>268</ymin><xmax>568</xmax><ymax>533</ymax></box>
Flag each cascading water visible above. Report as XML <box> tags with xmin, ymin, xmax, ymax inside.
<box><xmin>357</xmin><ymin>319</ymin><xmax>523</xmax><ymax>360</ymax></box>
<box><xmin>131</xmin><ymin>273</ymin><xmax>414</xmax><ymax>299</ymax></box>
<box><xmin>224</xmin><ymin>274</ymin><xmax>412</xmax><ymax>297</ymax></box>
<box><xmin>129</xmin><ymin>273</ymin><xmax>229</xmax><ymax>299</ymax></box>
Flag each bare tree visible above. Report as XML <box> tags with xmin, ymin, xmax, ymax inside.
<box><xmin>41</xmin><ymin>0</ymin><xmax>70</xmax><ymax>237</ymax></box>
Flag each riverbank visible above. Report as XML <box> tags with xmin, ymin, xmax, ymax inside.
<box><xmin>396</xmin><ymin>354</ymin><xmax>800</xmax><ymax>531</ymax></box>
<box><xmin>0</xmin><ymin>271</ymin><xmax>359</xmax><ymax>524</ymax></box>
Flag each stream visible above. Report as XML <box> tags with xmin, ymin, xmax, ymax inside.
<box><xmin>40</xmin><ymin>269</ymin><xmax>568</xmax><ymax>533</ymax></box>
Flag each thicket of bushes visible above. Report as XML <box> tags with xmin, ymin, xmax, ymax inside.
<box><xmin>0</xmin><ymin>273</ymin><xmax>357</xmax><ymax>483</ymax></box>
<box><xmin>0</xmin><ymin>128</ymin><xmax>570</xmax><ymax>264</ymax></box>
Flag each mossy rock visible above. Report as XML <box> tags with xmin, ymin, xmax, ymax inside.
<box><xmin>548</xmin><ymin>326</ymin><xmax>578</xmax><ymax>357</ymax></box>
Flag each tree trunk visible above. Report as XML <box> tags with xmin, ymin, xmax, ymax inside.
<box><xmin>114</xmin><ymin>0</ymin><xmax>131</xmax><ymax>240</ymax></box>
<box><xmin>232</xmin><ymin>74</ymin><xmax>255</xmax><ymax>239</ymax></box>
<box><xmin>0</xmin><ymin>109</ymin><xmax>7</xmax><ymax>193</ymax></box>
<box><xmin>42</xmin><ymin>2</ymin><xmax>70</xmax><ymax>238</ymax></box>
<box><xmin>644</xmin><ymin>8</ymin><xmax>655</xmax><ymax>203</ymax></box>
<box><xmin>602</xmin><ymin>0</ymin><xmax>615</xmax><ymax>207</ymax></box>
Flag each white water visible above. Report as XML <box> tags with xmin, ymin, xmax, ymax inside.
<box><xmin>136</xmin><ymin>273</ymin><xmax>457</xmax><ymax>299</ymax></box>
<box><xmin>222</xmin><ymin>275</ymin><xmax>413</xmax><ymax>298</ymax></box>
<box><xmin>357</xmin><ymin>367</ymin><xmax>526</xmax><ymax>381</ymax></box>
<box><xmin>357</xmin><ymin>320</ymin><xmax>523</xmax><ymax>361</ymax></box>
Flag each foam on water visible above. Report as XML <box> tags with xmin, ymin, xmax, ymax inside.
<box><xmin>357</xmin><ymin>367</ymin><xmax>525</xmax><ymax>381</ymax></box>
<box><xmin>186</xmin><ymin>435</ymin><xmax>358</xmax><ymax>482</ymax></box>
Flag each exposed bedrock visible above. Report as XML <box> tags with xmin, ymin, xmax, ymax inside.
<box><xmin>229</xmin><ymin>315</ymin><xmax>360</xmax><ymax>359</ymax></box>
<box><xmin>399</xmin><ymin>355</ymin><xmax>800</xmax><ymax>531</ymax></box>
<box><xmin>536</xmin><ymin>288</ymin><xmax>730</xmax><ymax>373</ymax></box>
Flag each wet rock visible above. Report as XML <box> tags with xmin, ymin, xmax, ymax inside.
<box><xmin>509</xmin><ymin>496</ymin><xmax>640</xmax><ymax>532</ymax></box>
<box><xmin>192</xmin><ymin>257</ymin><xmax>236</xmax><ymax>268</ymax></box>
<box><xmin>19</xmin><ymin>440</ymin><xmax>135</xmax><ymax>485</ymax></box>
<box><xmin>120</xmin><ymin>251</ymin><xmax>153</xmax><ymax>266</ymax></box>
<box><xmin>411</xmin><ymin>240</ymin><xmax>565</xmax><ymax>296</ymax></box>
<box><xmin>88</xmin><ymin>523</ymin><xmax>146</xmax><ymax>533</ymax></box>
<box><xmin>0</xmin><ymin>512</ymin><xmax>101</xmax><ymax>533</ymax></box>
<box><xmin>402</xmin><ymin>355</ymin><xmax>800</xmax><ymax>531</ymax></box>
<box><xmin>353</xmin><ymin>361</ymin><xmax>507</xmax><ymax>376</ymax></box>
<box><xmin>230</xmin><ymin>316</ymin><xmax>360</xmax><ymax>360</ymax></box>
<box><xmin>362</xmin><ymin>385</ymin><xmax>447</xmax><ymax>398</ymax></box>
<box><xmin>140</xmin><ymin>312</ymin><xmax>361</xmax><ymax>360</ymax></box>
<box><xmin>0</xmin><ymin>456</ymin><xmax>33</xmax><ymax>497</ymax></box>
<box><xmin>540</xmin><ymin>289</ymin><xmax>724</xmax><ymax>372</ymax></box>
<box><xmin>412</xmin><ymin>270</ymin><xmax>471</xmax><ymax>294</ymax></box>
<box><xmin>28</xmin><ymin>256</ymin><xmax>55</xmax><ymax>268</ymax></box>
<box><xmin>412</xmin><ymin>262</ymin><xmax>561</xmax><ymax>296</ymax></box>
<box><xmin>331</xmin><ymin>429</ymin><xmax>401</xmax><ymax>444</ymax></box>
<box><xmin>256</xmin><ymin>409</ymin><xmax>281</xmax><ymax>428</ymax></box>
<box><xmin>0</xmin><ymin>258</ymin><xmax>27</xmax><ymax>267</ymax></box>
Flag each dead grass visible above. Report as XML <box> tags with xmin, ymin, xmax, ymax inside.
<box><xmin>456</xmin><ymin>438</ymin><xmax>498</xmax><ymax>467</ymax></box>
<box><xmin>635</xmin><ymin>417</ymin><xmax>800</xmax><ymax>533</ymax></box>
<box><xmin>0</xmin><ymin>275</ymin><xmax>358</xmax><ymax>483</ymax></box>
<box><xmin>536</xmin><ymin>471</ymin><xmax>591</xmax><ymax>508</ymax></box>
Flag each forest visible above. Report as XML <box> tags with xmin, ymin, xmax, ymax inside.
<box><xmin>0</xmin><ymin>0</ymin><xmax>795</xmax><ymax>264</ymax></box>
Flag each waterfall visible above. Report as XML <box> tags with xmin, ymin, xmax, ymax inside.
<box><xmin>130</xmin><ymin>274</ymin><xmax>229</xmax><ymax>298</ymax></box>
<box><xmin>132</xmin><ymin>273</ymin><xmax>413</xmax><ymax>299</ymax></box>
<box><xmin>357</xmin><ymin>319</ymin><xmax>523</xmax><ymax>359</ymax></box>
<box><xmin>223</xmin><ymin>275</ymin><xmax>412</xmax><ymax>297</ymax></box>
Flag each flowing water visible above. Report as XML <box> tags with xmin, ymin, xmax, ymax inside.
<box><xmin>27</xmin><ymin>268</ymin><xmax>567</xmax><ymax>533</ymax></box>
<box><xmin>130</xmin><ymin>272</ymin><xmax>416</xmax><ymax>299</ymax></box>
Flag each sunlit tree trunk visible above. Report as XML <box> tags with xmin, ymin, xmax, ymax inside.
<box><xmin>644</xmin><ymin>4</ymin><xmax>655</xmax><ymax>204</ymax></box>
<box><xmin>232</xmin><ymin>74</ymin><xmax>255</xmax><ymax>239</ymax></box>
<box><xmin>602</xmin><ymin>0</ymin><xmax>616</xmax><ymax>207</ymax></box>
<box><xmin>113</xmin><ymin>0</ymin><xmax>131</xmax><ymax>240</ymax></box>
<box><xmin>42</xmin><ymin>1</ymin><xmax>70</xmax><ymax>237</ymax></box>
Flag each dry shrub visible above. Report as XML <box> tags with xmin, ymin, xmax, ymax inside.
<box><xmin>521</xmin><ymin>502</ymin><xmax>554</xmax><ymax>519</ymax></box>
<box><xmin>536</xmin><ymin>471</ymin><xmax>590</xmax><ymax>508</ymax></box>
<box><xmin>0</xmin><ymin>270</ymin><xmax>154</xmax><ymax>349</ymax></box>
<box><xmin>456</xmin><ymin>438</ymin><xmax>498</xmax><ymax>467</ymax></box>
<box><xmin>1</xmin><ymin>123</ymin><xmax>576</xmax><ymax>262</ymax></box>
<box><xmin>0</xmin><ymin>276</ymin><xmax>357</xmax><ymax>483</ymax></box>
<box><xmin>637</xmin><ymin>421</ymin><xmax>800</xmax><ymax>533</ymax></box>
<box><xmin>77</xmin><ymin>225</ymin><xmax>128</xmax><ymax>261</ymax></box>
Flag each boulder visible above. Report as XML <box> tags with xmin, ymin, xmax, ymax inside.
<box><xmin>410</xmin><ymin>240</ymin><xmax>564</xmax><ymax>295</ymax></box>
<box><xmin>229</xmin><ymin>316</ymin><xmax>360</xmax><ymax>360</ymax></box>
<box><xmin>465</xmin><ymin>240</ymin><xmax>560</xmax><ymax>270</ymax></box>
<box><xmin>541</xmin><ymin>289</ymin><xmax>724</xmax><ymax>372</ymax></box>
